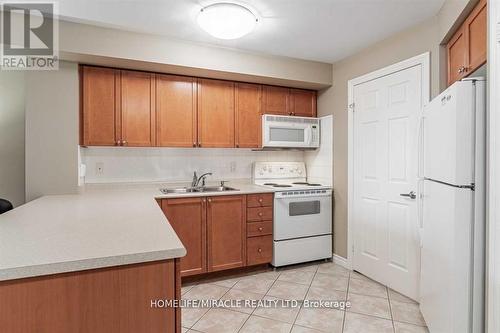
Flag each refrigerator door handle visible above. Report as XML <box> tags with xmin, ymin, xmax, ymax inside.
<box><xmin>424</xmin><ymin>177</ymin><xmax>475</xmax><ymax>191</ymax></box>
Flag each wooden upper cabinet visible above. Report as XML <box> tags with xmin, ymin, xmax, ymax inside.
<box><xmin>82</xmin><ymin>66</ymin><xmax>119</xmax><ymax>146</ymax></box>
<box><xmin>120</xmin><ymin>70</ymin><xmax>156</xmax><ymax>147</ymax></box>
<box><xmin>290</xmin><ymin>89</ymin><xmax>317</xmax><ymax>117</ymax></box>
<box><xmin>465</xmin><ymin>0</ymin><xmax>487</xmax><ymax>72</ymax></box>
<box><xmin>262</xmin><ymin>85</ymin><xmax>289</xmax><ymax>115</ymax></box>
<box><xmin>197</xmin><ymin>79</ymin><xmax>235</xmax><ymax>148</ymax></box>
<box><xmin>447</xmin><ymin>26</ymin><xmax>467</xmax><ymax>86</ymax></box>
<box><xmin>156</xmin><ymin>75</ymin><xmax>197</xmax><ymax>147</ymax></box>
<box><xmin>162</xmin><ymin>198</ymin><xmax>207</xmax><ymax>277</ymax></box>
<box><xmin>235</xmin><ymin>83</ymin><xmax>262</xmax><ymax>148</ymax></box>
<box><xmin>447</xmin><ymin>0</ymin><xmax>487</xmax><ymax>86</ymax></box>
<box><xmin>207</xmin><ymin>195</ymin><xmax>246</xmax><ymax>272</ymax></box>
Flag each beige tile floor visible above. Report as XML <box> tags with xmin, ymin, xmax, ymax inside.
<box><xmin>180</xmin><ymin>261</ymin><xmax>429</xmax><ymax>333</ymax></box>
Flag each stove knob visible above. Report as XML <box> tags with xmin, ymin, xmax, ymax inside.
<box><xmin>297</xmin><ymin>169</ymin><xmax>303</xmax><ymax>175</ymax></box>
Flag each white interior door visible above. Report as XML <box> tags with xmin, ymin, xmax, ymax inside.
<box><xmin>352</xmin><ymin>65</ymin><xmax>421</xmax><ymax>300</ymax></box>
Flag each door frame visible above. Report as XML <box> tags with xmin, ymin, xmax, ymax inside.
<box><xmin>346</xmin><ymin>52</ymin><xmax>431</xmax><ymax>269</ymax></box>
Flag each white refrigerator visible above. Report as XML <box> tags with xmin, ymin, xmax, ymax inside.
<box><xmin>420</xmin><ymin>78</ymin><xmax>485</xmax><ymax>333</ymax></box>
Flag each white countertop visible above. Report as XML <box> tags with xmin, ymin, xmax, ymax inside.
<box><xmin>0</xmin><ymin>180</ymin><xmax>273</xmax><ymax>281</ymax></box>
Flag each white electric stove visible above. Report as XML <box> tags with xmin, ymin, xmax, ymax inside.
<box><xmin>253</xmin><ymin>162</ymin><xmax>333</xmax><ymax>267</ymax></box>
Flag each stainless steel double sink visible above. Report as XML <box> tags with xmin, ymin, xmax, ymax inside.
<box><xmin>160</xmin><ymin>186</ymin><xmax>239</xmax><ymax>195</ymax></box>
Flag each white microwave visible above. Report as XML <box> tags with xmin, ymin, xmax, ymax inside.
<box><xmin>262</xmin><ymin>115</ymin><xmax>320</xmax><ymax>149</ymax></box>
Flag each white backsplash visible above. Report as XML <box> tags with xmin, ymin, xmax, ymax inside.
<box><xmin>305</xmin><ymin>115</ymin><xmax>333</xmax><ymax>186</ymax></box>
<box><xmin>81</xmin><ymin>147</ymin><xmax>305</xmax><ymax>184</ymax></box>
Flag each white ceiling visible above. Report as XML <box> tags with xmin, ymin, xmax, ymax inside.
<box><xmin>57</xmin><ymin>0</ymin><xmax>445</xmax><ymax>64</ymax></box>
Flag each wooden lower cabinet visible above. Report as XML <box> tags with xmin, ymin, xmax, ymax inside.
<box><xmin>160</xmin><ymin>193</ymin><xmax>273</xmax><ymax>277</ymax></box>
<box><xmin>207</xmin><ymin>195</ymin><xmax>247</xmax><ymax>272</ymax></box>
<box><xmin>247</xmin><ymin>235</ymin><xmax>273</xmax><ymax>265</ymax></box>
<box><xmin>0</xmin><ymin>260</ymin><xmax>182</xmax><ymax>333</ymax></box>
<box><xmin>162</xmin><ymin>198</ymin><xmax>207</xmax><ymax>277</ymax></box>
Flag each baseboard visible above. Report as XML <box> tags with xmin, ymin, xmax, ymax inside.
<box><xmin>332</xmin><ymin>254</ymin><xmax>350</xmax><ymax>269</ymax></box>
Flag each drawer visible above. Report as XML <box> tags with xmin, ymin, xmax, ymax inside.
<box><xmin>247</xmin><ymin>221</ymin><xmax>273</xmax><ymax>237</ymax></box>
<box><xmin>247</xmin><ymin>193</ymin><xmax>273</xmax><ymax>208</ymax></box>
<box><xmin>247</xmin><ymin>235</ymin><xmax>273</xmax><ymax>265</ymax></box>
<box><xmin>247</xmin><ymin>206</ymin><xmax>273</xmax><ymax>222</ymax></box>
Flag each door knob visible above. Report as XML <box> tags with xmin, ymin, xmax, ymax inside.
<box><xmin>400</xmin><ymin>191</ymin><xmax>416</xmax><ymax>199</ymax></box>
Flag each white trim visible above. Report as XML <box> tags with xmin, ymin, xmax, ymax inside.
<box><xmin>332</xmin><ymin>254</ymin><xmax>350</xmax><ymax>269</ymax></box>
<box><xmin>487</xmin><ymin>1</ymin><xmax>500</xmax><ymax>331</ymax></box>
<box><xmin>347</xmin><ymin>52</ymin><xmax>431</xmax><ymax>269</ymax></box>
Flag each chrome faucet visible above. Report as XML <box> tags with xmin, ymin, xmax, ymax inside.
<box><xmin>192</xmin><ymin>172</ymin><xmax>213</xmax><ymax>188</ymax></box>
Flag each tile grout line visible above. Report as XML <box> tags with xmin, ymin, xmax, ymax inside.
<box><xmin>186</xmin><ymin>283</ymin><xmax>235</xmax><ymax>332</ymax></box>
<box><xmin>342</xmin><ymin>271</ymin><xmax>351</xmax><ymax>333</ymax></box>
<box><xmin>290</xmin><ymin>262</ymin><xmax>320</xmax><ymax>331</ymax></box>
<box><xmin>236</xmin><ymin>268</ymin><xmax>283</xmax><ymax>333</ymax></box>
<box><xmin>386</xmin><ymin>287</ymin><xmax>396</xmax><ymax>333</ymax></box>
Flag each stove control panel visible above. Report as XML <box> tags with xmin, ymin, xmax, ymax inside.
<box><xmin>253</xmin><ymin>162</ymin><xmax>306</xmax><ymax>180</ymax></box>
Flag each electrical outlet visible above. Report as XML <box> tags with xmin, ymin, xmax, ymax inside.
<box><xmin>230</xmin><ymin>161</ymin><xmax>236</xmax><ymax>173</ymax></box>
<box><xmin>96</xmin><ymin>162</ymin><xmax>104</xmax><ymax>175</ymax></box>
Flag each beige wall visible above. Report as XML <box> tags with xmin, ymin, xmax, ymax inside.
<box><xmin>0</xmin><ymin>71</ymin><xmax>25</xmax><ymax>207</ymax></box>
<box><xmin>57</xmin><ymin>19</ymin><xmax>332</xmax><ymax>90</ymax></box>
<box><xmin>25</xmin><ymin>62</ymin><xmax>80</xmax><ymax>201</ymax></box>
<box><xmin>319</xmin><ymin>0</ymin><xmax>475</xmax><ymax>258</ymax></box>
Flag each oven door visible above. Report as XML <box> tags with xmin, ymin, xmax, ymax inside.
<box><xmin>274</xmin><ymin>191</ymin><xmax>332</xmax><ymax>240</ymax></box>
<box><xmin>263</xmin><ymin>122</ymin><xmax>312</xmax><ymax>148</ymax></box>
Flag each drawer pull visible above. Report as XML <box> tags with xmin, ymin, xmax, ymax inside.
<box><xmin>258</xmin><ymin>227</ymin><xmax>263</xmax><ymax>231</ymax></box>
<box><xmin>258</xmin><ymin>248</ymin><xmax>262</xmax><ymax>253</ymax></box>
<box><xmin>258</xmin><ymin>212</ymin><xmax>263</xmax><ymax>217</ymax></box>
<box><xmin>258</xmin><ymin>198</ymin><xmax>263</xmax><ymax>203</ymax></box>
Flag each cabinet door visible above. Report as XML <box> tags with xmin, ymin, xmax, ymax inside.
<box><xmin>120</xmin><ymin>70</ymin><xmax>156</xmax><ymax>147</ymax></box>
<box><xmin>465</xmin><ymin>0</ymin><xmax>487</xmax><ymax>73</ymax></box>
<box><xmin>197</xmin><ymin>79</ymin><xmax>235</xmax><ymax>148</ymax></box>
<box><xmin>235</xmin><ymin>83</ymin><xmax>262</xmax><ymax>148</ymax></box>
<box><xmin>290</xmin><ymin>89</ymin><xmax>317</xmax><ymax>117</ymax></box>
<box><xmin>207</xmin><ymin>195</ymin><xmax>246</xmax><ymax>272</ymax></box>
<box><xmin>447</xmin><ymin>26</ymin><xmax>467</xmax><ymax>86</ymax></box>
<box><xmin>162</xmin><ymin>198</ymin><xmax>207</xmax><ymax>277</ymax></box>
<box><xmin>262</xmin><ymin>85</ymin><xmax>289</xmax><ymax>115</ymax></box>
<box><xmin>81</xmin><ymin>66</ymin><xmax>119</xmax><ymax>146</ymax></box>
<box><xmin>156</xmin><ymin>75</ymin><xmax>197</xmax><ymax>147</ymax></box>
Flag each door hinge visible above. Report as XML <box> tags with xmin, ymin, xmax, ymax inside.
<box><xmin>348</xmin><ymin>103</ymin><xmax>355</xmax><ymax>111</ymax></box>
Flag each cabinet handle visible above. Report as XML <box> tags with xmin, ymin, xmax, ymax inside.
<box><xmin>202</xmin><ymin>199</ymin><xmax>206</xmax><ymax>203</ymax></box>
<box><xmin>122</xmin><ymin>140</ymin><xmax>128</xmax><ymax>146</ymax></box>
<box><xmin>258</xmin><ymin>212</ymin><xmax>263</xmax><ymax>217</ymax></box>
<box><xmin>458</xmin><ymin>66</ymin><xmax>466</xmax><ymax>74</ymax></box>
<box><xmin>116</xmin><ymin>140</ymin><xmax>122</xmax><ymax>146</ymax></box>
<box><xmin>258</xmin><ymin>227</ymin><xmax>263</xmax><ymax>231</ymax></box>
<box><xmin>236</xmin><ymin>144</ymin><xmax>239</xmax><ymax>148</ymax></box>
<box><xmin>193</xmin><ymin>143</ymin><xmax>196</xmax><ymax>147</ymax></box>
<box><xmin>258</xmin><ymin>198</ymin><xmax>263</xmax><ymax>203</ymax></box>
<box><xmin>199</xmin><ymin>143</ymin><xmax>202</xmax><ymax>147</ymax></box>
<box><xmin>258</xmin><ymin>248</ymin><xmax>262</xmax><ymax>253</ymax></box>
<box><xmin>208</xmin><ymin>198</ymin><xmax>212</xmax><ymax>203</ymax></box>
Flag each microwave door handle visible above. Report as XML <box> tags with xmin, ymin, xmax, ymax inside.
<box><xmin>306</xmin><ymin>128</ymin><xmax>312</xmax><ymax>145</ymax></box>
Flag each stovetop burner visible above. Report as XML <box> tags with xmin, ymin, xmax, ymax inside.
<box><xmin>292</xmin><ymin>182</ymin><xmax>323</xmax><ymax>186</ymax></box>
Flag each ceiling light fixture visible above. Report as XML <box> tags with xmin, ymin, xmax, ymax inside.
<box><xmin>197</xmin><ymin>3</ymin><xmax>258</xmax><ymax>40</ymax></box>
